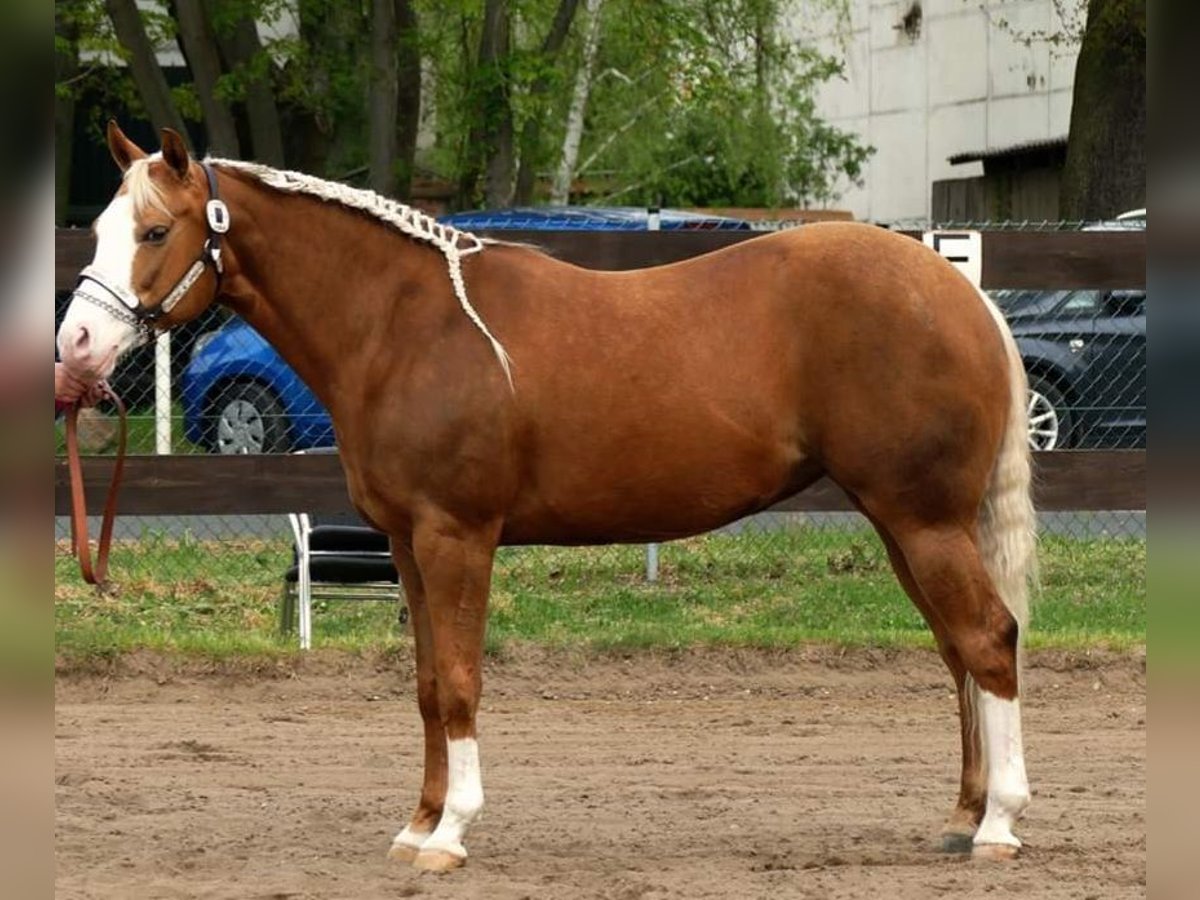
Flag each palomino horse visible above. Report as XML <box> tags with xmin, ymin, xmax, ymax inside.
<box><xmin>59</xmin><ymin>125</ymin><xmax>1037</xmax><ymax>870</ymax></box>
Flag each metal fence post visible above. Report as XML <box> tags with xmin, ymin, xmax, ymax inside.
<box><xmin>155</xmin><ymin>330</ymin><xmax>172</xmax><ymax>455</ymax></box>
<box><xmin>645</xmin><ymin>206</ymin><xmax>660</xmax><ymax>582</ymax></box>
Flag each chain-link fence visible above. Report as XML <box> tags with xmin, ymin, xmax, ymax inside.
<box><xmin>55</xmin><ymin>215</ymin><xmax>1146</xmax><ymax>645</ymax></box>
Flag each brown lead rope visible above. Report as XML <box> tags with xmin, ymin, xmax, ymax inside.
<box><xmin>65</xmin><ymin>387</ymin><xmax>128</xmax><ymax>587</ymax></box>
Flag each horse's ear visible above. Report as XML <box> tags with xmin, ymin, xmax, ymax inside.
<box><xmin>106</xmin><ymin>120</ymin><xmax>146</xmax><ymax>173</ymax></box>
<box><xmin>160</xmin><ymin>128</ymin><xmax>191</xmax><ymax>180</ymax></box>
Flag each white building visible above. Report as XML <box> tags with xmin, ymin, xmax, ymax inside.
<box><xmin>791</xmin><ymin>0</ymin><xmax>1082</xmax><ymax>222</ymax></box>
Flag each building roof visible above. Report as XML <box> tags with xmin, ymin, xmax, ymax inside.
<box><xmin>948</xmin><ymin>137</ymin><xmax>1068</xmax><ymax>166</ymax></box>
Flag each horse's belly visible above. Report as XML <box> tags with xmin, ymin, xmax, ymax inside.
<box><xmin>500</xmin><ymin>444</ymin><xmax>820</xmax><ymax>546</ymax></box>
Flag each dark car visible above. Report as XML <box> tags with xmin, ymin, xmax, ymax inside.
<box><xmin>995</xmin><ymin>287</ymin><xmax>1146</xmax><ymax>449</ymax></box>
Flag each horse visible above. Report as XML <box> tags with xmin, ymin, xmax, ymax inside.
<box><xmin>57</xmin><ymin>124</ymin><xmax>1036</xmax><ymax>871</ymax></box>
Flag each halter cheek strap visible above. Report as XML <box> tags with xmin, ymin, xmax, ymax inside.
<box><xmin>71</xmin><ymin>162</ymin><xmax>230</xmax><ymax>343</ymax></box>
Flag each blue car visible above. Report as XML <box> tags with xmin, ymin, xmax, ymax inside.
<box><xmin>181</xmin><ymin>318</ymin><xmax>334</xmax><ymax>454</ymax></box>
<box><xmin>437</xmin><ymin>206</ymin><xmax>754</xmax><ymax>231</ymax></box>
<box><xmin>183</xmin><ymin>206</ymin><xmax>754</xmax><ymax>453</ymax></box>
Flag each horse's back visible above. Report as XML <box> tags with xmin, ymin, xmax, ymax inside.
<box><xmin>482</xmin><ymin>224</ymin><xmax>1012</xmax><ymax>542</ymax></box>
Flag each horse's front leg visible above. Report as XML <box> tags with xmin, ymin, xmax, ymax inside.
<box><xmin>399</xmin><ymin>516</ymin><xmax>498</xmax><ymax>872</ymax></box>
<box><xmin>387</xmin><ymin>541</ymin><xmax>449</xmax><ymax>863</ymax></box>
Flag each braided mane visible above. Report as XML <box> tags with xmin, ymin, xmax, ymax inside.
<box><xmin>209</xmin><ymin>158</ymin><xmax>513</xmax><ymax>386</ymax></box>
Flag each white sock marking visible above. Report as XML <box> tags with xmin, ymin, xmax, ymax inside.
<box><xmin>391</xmin><ymin>824</ymin><xmax>431</xmax><ymax>853</ymax></box>
<box><xmin>974</xmin><ymin>691</ymin><xmax>1030</xmax><ymax>848</ymax></box>
<box><xmin>419</xmin><ymin>737</ymin><xmax>484</xmax><ymax>858</ymax></box>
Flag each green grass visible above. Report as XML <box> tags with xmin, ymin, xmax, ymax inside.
<box><xmin>54</xmin><ymin>527</ymin><xmax>1145</xmax><ymax>666</ymax></box>
<box><xmin>55</xmin><ymin>405</ymin><xmax>205</xmax><ymax>455</ymax></box>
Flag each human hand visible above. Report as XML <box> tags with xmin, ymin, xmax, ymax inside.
<box><xmin>55</xmin><ymin>363</ymin><xmax>108</xmax><ymax>408</ymax></box>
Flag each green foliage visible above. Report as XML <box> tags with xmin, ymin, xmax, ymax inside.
<box><xmin>55</xmin><ymin>0</ymin><xmax>140</xmax><ymax>138</ymax></box>
<box><xmin>543</xmin><ymin>0</ymin><xmax>871</xmax><ymax>207</ymax></box>
<box><xmin>58</xmin><ymin>0</ymin><xmax>869</xmax><ymax>206</ymax></box>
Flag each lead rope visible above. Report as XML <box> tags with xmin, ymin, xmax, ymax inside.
<box><xmin>65</xmin><ymin>386</ymin><xmax>128</xmax><ymax>588</ymax></box>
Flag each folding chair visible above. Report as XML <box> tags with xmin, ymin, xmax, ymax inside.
<box><xmin>279</xmin><ymin>449</ymin><xmax>405</xmax><ymax>649</ymax></box>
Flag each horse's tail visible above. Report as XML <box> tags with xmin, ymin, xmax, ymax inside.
<box><xmin>975</xmin><ymin>287</ymin><xmax>1038</xmax><ymax>649</ymax></box>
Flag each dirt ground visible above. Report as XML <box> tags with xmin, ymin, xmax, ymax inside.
<box><xmin>55</xmin><ymin>647</ymin><xmax>1145</xmax><ymax>899</ymax></box>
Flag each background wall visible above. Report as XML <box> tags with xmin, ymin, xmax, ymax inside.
<box><xmin>791</xmin><ymin>0</ymin><xmax>1082</xmax><ymax>221</ymax></box>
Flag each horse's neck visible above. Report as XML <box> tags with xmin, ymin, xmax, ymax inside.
<box><xmin>217</xmin><ymin>177</ymin><xmax>451</xmax><ymax>416</ymax></box>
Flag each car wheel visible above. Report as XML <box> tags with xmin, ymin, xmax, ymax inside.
<box><xmin>1026</xmin><ymin>375</ymin><xmax>1072</xmax><ymax>450</ymax></box>
<box><xmin>210</xmin><ymin>381</ymin><xmax>289</xmax><ymax>454</ymax></box>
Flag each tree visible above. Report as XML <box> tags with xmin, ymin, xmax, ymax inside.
<box><xmin>55</xmin><ymin>5</ymin><xmax>81</xmax><ymax>223</ymax></box>
<box><xmin>456</xmin><ymin>0</ymin><xmax>516</xmax><ymax>208</ymax></box>
<box><xmin>369</xmin><ymin>0</ymin><xmax>399</xmax><ymax>195</ymax></box>
<box><xmin>986</xmin><ymin>0</ymin><xmax>1145</xmax><ymax>219</ymax></box>
<box><xmin>395</xmin><ymin>0</ymin><xmax>422</xmax><ymax>199</ymax></box>
<box><xmin>173</xmin><ymin>0</ymin><xmax>240</xmax><ymax>156</ymax></box>
<box><xmin>549</xmin><ymin>0</ymin><xmax>602</xmax><ymax>205</ymax></box>
<box><xmin>512</xmin><ymin>0</ymin><xmax>582</xmax><ymax>204</ymax></box>
<box><xmin>566</xmin><ymin>0</ymin><xmax>869</xmax><ymax>208</ymax></box>
<box><xmin>206</xmin><ymin>0</ymin><xmax>285</xmax><ymax>166</ymax></box>
<box><xmin>104</xmin><ymin>0</ymin><xmax>191</xmax><ymax>143</ymax></box>
<box><xmin>57</xmin><ymin>0</ymin><xmax>872</xmax><ymax>216</ymax></box>
<box><xmin>1059</xmin><ymin>0</ymin><xmax>1146</xmax><ymax>218</ymax></box>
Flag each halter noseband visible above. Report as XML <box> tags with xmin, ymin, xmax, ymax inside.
<box><xmin>72</xmin><ymin>163</ymin><xmax>230</xmax><ymax>344</ymax></box>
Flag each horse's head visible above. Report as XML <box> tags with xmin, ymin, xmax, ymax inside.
<box><xmin>57</xmin><ymin>122</ymin><xmax>229</xmax><ymax>383</ymax></box>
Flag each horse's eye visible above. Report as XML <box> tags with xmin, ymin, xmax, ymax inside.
<box><xmin>143</xmin><ymin>225</ymin><xmax>170</xmax><ymax>244</ymax></box>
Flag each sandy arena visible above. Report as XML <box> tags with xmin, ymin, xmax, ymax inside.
<box><xmin>55</xmin><ymin>647</ymin><xmax>1145</xmax><ymax>899</ymax></box>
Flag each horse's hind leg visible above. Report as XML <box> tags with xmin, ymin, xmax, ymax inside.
<box><xmin>870</xmin><ymin>522</ymin><xmax>986</xmax><ymax>851</ymax></box>
<box><xmin>888</xmin><ymin>522</ymin><xmax>1030</xmax><ymax>859</ymax></box>
<box><xmin>387</xmin><ymin>539</ymin><xmax>449</xmax><ymax>863</ymax></box>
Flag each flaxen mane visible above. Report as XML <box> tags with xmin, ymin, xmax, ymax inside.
<box><xmin>211</xmin><ymin>158</ymin><xmax>513</xmax><ymax>384</ymax></box>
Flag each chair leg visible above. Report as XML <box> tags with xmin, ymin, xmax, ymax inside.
<box><xmin>299</xmin><ymin>559</ymin><xmax>313</xmax><ymax>651</ymax></box>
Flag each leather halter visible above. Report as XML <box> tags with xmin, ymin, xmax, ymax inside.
<box><xmin>70</xmin><ymin>162</ymin><xmax>230</xmax><ymax>344</ymax></box>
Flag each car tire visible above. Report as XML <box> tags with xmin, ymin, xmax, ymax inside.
<box><xmin>209</xmin><ymin>381</ymin><xmax>289</xmax><ymax>455</ymax></box>
<box><xmin>1026</xmin><ymin>375</ymin><xmax>1073</xmax><ymax>451</ymax></box>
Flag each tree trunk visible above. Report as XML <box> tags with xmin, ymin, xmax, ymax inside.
<box><xmin>550</xmin><ymin>0</ymin><xmax>604</xmax><ymax>205</ymax></box>
<box><xmin>1060</xmin><ymin>0</ymin><xmax>1146</xmax><ymax>219</ymax></box>
<box><xmin>55</xmin><ymin>8</ymin><xmax>78</xmax><ymax>224</ymax></box>
<box><xmin>104</xmin><ymin>0</ymin><xmax>191</xmax><ymax>144</ymax></box>
<box><xmin>513</xmin><ymin>0</ymin><xmax>582</xmax><ymax>204</ymax></box>
<box><xmin>395</xmin><ymin>0</ymin><xmax>421</xmax><ymax>200</ymax></box>
<box><xmin>173</xmin><ymin>0</ymin><xmax>240</xmax><ymax>157</ymax></box>
<box><xmin>368</xmin><ymin>0</ymin><xmax>399</xmax><ymax>196</ymax></box>
<box><xmin>207</xmin><ymin>2</ymin><xmax>285</xmax><ymax>166</ymax></box>
<box><xmin>457</xmin><ymin>0</ymin><xmax>513</xmax><ymax>208</ymax></box>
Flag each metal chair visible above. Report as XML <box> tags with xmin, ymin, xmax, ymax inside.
<box><xmin>280</xmin><ymin>448</ymin><xmax>405</xmax><ymax>649</ymax></box>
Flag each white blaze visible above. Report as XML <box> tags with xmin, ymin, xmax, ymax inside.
<box><xmin>57</xmin><ymin>193</ymin><xmax>143</xmax><ymax>378</ymax></box>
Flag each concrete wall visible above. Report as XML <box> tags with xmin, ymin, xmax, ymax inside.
<box><xmin>788</xmin><ymin>0</ymin><xmax>1081</xmax><ymax>222</ymax></box>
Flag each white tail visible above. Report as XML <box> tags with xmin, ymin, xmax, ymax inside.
<box><xmin>966</xmin><ymin>289</ymin><xmax>1039</xmax><ymax>783</ymax></box>
<box><xmin>975</xmin><ymin>289</ymin><xmax>1038</xmax><ymax>636</ymax></box>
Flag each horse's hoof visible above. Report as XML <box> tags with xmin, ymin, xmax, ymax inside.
<box><xmin>972</xmin><ymin>842</ymin><xmax>1020</xmax><ymax>861</ymax></box>
<box><xmin>412</xmin><ymin>848</ymin><xmax>466</xmax><ymax>872</ymax></box>
<box><xmin>387</xmin><ymin>842</ymin><xmax>421</xmax><ymax>863</ymax></box>
<box><xmin>940</xmin><ymin>831</ymin><xmax>976</xmax><ymax>854</ymax></box>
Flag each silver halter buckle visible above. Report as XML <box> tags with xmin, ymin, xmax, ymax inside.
<box><xmin>206</xmin><ymin>199</ymin><xmax>230</xmax><ymax>234</ymax></box>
